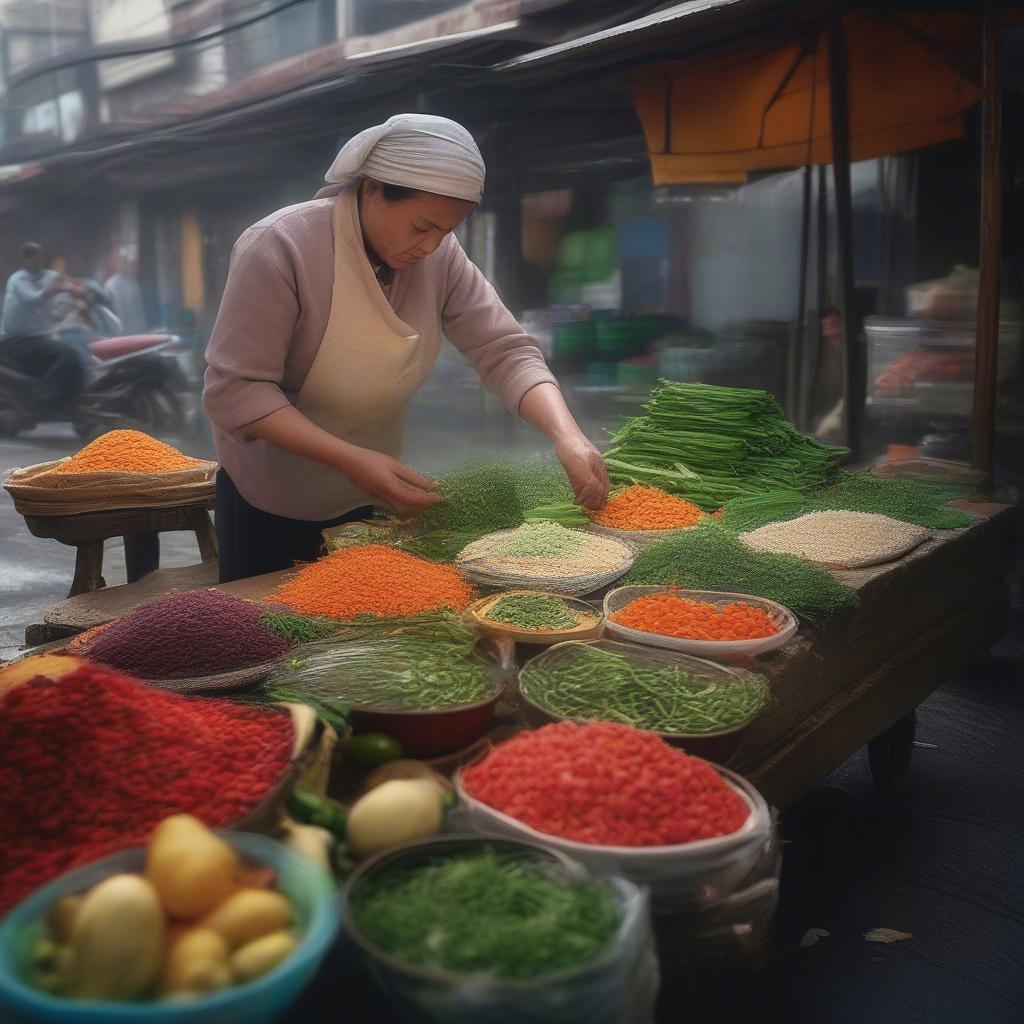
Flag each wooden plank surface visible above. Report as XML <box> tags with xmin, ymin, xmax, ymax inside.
<box><xmin>740</xmin><ymin>584</ymin><xmax>1010</xmax><ymax>807</ymax></box>
<box><xmin>42</xmin><ymin>565</ymin><xmax>291</xmax><ymax>630</ymax></box>
<box><xmin>34</xmin><ymin>504</ymin><xmax>1019</xmax><ymax>805</ymax></box>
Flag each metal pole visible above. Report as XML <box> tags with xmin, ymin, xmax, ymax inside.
<box><xmin>792</xmin><ymin>164</ymin><xmax>812</xmax><ymax>427</ymax></box>
<box><xmin>972</xmin><ymin>1</ymin><xmax>1002</xmax><ymax>490</ymax></box>
<box><xmin>828</xmin><ymin>13</ymin><xmax>860</xmax><ymax>455</ymax></box>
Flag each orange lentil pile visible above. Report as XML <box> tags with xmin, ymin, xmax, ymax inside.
<box><xmin>612</xmin><ymin>592</ymin><xmax>780</xmax><ymax>641</ymax></box>
<box><xmin>56</xmin><ymin>429</ymin><xmax>204</xmax><ymax>474</ymax></box>
<box><xmin>592</xmin><ymin>485</ymin><xmax>706</xmax><ymax>530</ymax></box>
<box><xmin>269</xmin><ymin>544</ymin><xmax>476</xmax><ymax>620</ymax></box>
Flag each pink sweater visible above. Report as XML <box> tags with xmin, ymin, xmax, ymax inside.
<box><xmin>203</xmin><ymin>191</ymin><xmax>557</xmax><ymax>518</ymax></box>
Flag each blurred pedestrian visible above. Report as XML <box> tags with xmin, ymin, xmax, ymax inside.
<box><xmin>0</xmin><ymin>242</ymin><xmax>72</xmax><ymax>336</ymax></box>
<box><xmin>813</xmin><ymin>306</ymin><xmax>845</xmax><ymax>443</ymax></box>
<box><xmin>105</xmin><ymin>248</ymin><xmax>146</xmax><ymax>333</ymax></box>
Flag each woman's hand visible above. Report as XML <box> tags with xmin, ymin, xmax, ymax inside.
<box><xmin>553</xmin><ymin>432</ymin><xmax>609</xmax><ymax>511</ymax></box>
<box><xmin>342</xmin><ymin>449</ymin><xmax>439</xmax><ymax>518</ymax></box>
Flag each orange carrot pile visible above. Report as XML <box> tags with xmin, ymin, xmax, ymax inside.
<box><xmin>269</xmin><ymin>544</ymin><xmax>476</xmax><ymax>620</ymax></box>
<box><xmin>612</xmin><ymin>592</ymin><xmax>780</xmax><ymax>641</ymax></box>
<box><xmin>56</xmin><ymin>430</ymin><xmax>204</xmax><ymax>474</ymax></box>
<box><xmin>592</xmin><ymin>485</ymin><xmax>705</xmax><ymax>531</ymax></box>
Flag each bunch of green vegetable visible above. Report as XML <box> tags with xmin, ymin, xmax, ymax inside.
<box><xmin>418</xmin><ymin>455</ymin><xmax>575</xmax><ymax>537</ymax></box>
<box><xmin>521</xmin><ymin>644</ymin><xmax>769</xmax><ymax>735</ymax></box>
<box><xmin>623</xmin><ymin>520</ymin><xmax>858</xmax><ymax>621</ymax></box>
<box><xmin>262</xmin><ymin>618</ymin><xmax>499</xmax><ymax>712</ymax></box>
<box><xmin>604</xmin><ymin>381</ymin><xmax>848</xmax><ymax>509</ymax></box>
<box><xmin>484</xmin><ymin>593</ymin><xmax>583</xmax><ymax>631</ymax></box>
<box><xmin>350</xmin><ymin>849</ymin><xmax>621</xmax><ymax>979</ymax></box>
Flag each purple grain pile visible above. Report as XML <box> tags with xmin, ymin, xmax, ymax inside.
<box><xmin>79</xmin><ymin>590</ymin><xmax>290</xmax><ymax>679</ymax></box>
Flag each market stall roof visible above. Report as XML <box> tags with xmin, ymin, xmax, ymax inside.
<box><xmin>492</xmin><ymin>0</ymin><xmax>813</xmax><ymax>80</ymax></box>
<box><xmin>630</xmin><ymin>10</ymin><xmax>983</xmax><ymax>184</ymax></box>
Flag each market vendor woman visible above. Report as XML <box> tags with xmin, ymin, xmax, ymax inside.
<box><xmin>204</xmin><ymin>114</ymin><xmax>608</xmax><ymax>582</ymax></box>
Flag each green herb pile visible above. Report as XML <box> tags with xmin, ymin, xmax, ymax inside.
<box><xmin>521</xmin><ymin>643</ymin><xmax>769</xmax><ymax>735</ymax></box>
<box><xmin>808</xmin><ymin>472</ymin><xmax>974</xmax><ymax>530</ymax></box>
<box><xmin>485</xmin><ymin>593</ymin><xmax>583</xmax><ymax>631</ymax></box>
<box><xmin>262</xmin><ymin>618</ymin><xmax>498</xmax><ymax>712</ymax></box>
<box><xmin>716</xmin><ymin>472</ymin><xmax>974</xmax><ymax>533</ymax></box>
<box><xmin>419</xmin><ymin>455</ymin><xmax>575</xmax><ymax>537</ymax></box>
<box><xmin>261</xmin><ymin>611</ymin><xmax>345</xmax><ymax>646</ymax></box>
<box><xmin>604</xmin><ymin>381</ymin><xmax>848</xmax><ymax>510</ymax></box>
<box><xmin>623</xmin><ymin>521</ymin><xmax>858</xmax><ymax>621</ymax></box>
<box><xmin>351</xmin><ymin>850</ymin><xmax>621</xmax><ymax>980</ymax></box>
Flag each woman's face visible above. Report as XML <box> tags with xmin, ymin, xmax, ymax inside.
<box><xmin>359</xmin><ymin>179</ymin><xmax>475</xmax><ymax>270</ymax></box>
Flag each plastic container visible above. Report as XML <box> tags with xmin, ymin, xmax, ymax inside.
<box><xmin>602</xmin><ymin>586</ymin><xmax>798</xmax><ymax>659</ymax></box>
<box><xmin>518</xmin><ymin>639</ymin><xmax>768</xmax><ymax>761</ymax></box>
<box><xmin>0</xmin><ymin>833</ymin><xmax>340</xmax><ymax>1024</ymax></box>
<box><xmin>454</xmin><ymin>768</ymin><xmax>771</xmax><ymax>915</ymax></box>
<box><xmin>343</xmin><ymin>834</ymin><xmax>658</xmax><ymax>1024</ymax></box>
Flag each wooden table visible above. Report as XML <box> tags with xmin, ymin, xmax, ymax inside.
<box><xmin>24</xmin><ymin>499</ymin><xmax>218</xmax><ymax>603</ymax></box>
<box><xmin>31</xmin><ymin>502</ymin><xmax>1020</xmax><ymax>807</ymax></box>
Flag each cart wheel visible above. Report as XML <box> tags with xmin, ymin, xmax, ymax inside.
<box><xmin>868</xmin><ymin>710</ymin><xmax>917</xmax><ymax>800</ymax></box>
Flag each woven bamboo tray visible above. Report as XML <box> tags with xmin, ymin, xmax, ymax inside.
<box><xmin>465</xmin><ymin>591</ymin><xmax>604</xmax><ymax>646</ymax></box>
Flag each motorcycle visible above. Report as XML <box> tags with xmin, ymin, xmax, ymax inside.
<box><xmin>0</xmin><ymin>281</ymin><xmax>202</xmax><ymax>441</ymax></box>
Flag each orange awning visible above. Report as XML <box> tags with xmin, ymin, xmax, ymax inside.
<box><xmin>632</xmin><ymin>11</ymin><xmax>983</xmax><ymax>184</ymax></box>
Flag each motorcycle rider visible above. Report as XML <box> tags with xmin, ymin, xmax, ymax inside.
<box><xmin>0</xmin><ymin>242</ymin><xmax>85</xmax><ymax>404</ymax></box>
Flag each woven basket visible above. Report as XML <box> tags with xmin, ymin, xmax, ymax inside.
<box><xmin>3</xmin><ymin>457</ymin><xmax>217</xmax><ymax>516</ymax></box>
<box><xmin>456</xmin><ymin>528</ymin><xmax>635</xmax><ymax>597</ymax></box>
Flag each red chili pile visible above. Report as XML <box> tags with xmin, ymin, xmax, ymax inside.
<box><xmin>0</xmin><ymin>662</ymin><xmax>293</xmax><ymax>914</ymax></box>
<box><xmin>78</xmin><ymin>590</ymin><xmax>289</xmax><ymax>679</ymax></box>
<box><xmin>462</xmin><ymin>721</ymin><xmax>748</xmax><ymax>847</ymax></box>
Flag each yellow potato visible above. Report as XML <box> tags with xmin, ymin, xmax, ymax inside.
<box><xmin>162</xmin><ymin>927</ymin><xmax>232</xmax><ymax>996</ymax></box>
<box><xmin>146</xmin><ymin>815</ymin><xmax>239</xmax><ymax>919</ymax></box>
<box><xmin>200</xmin><ymin>889</ymin><xmax>292</xmax><ymax>950</ymax></box>
<box><xmin>229</xmin><ymin>931</ymin><xmax>298</xmax><ymax>983</ymax></box>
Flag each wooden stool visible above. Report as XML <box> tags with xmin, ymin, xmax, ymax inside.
<box><xmin>24</xmin><ymin>500</ymin><xmax>218</xmax><ymax>598</ymax></box>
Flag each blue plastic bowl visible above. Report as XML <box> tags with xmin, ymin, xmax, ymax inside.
<box><xmin>0</xmin><ymin>833</ymin><xmax>340</xmax><ymax>1024</ymax></box>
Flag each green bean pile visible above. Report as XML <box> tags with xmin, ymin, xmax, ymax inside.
<box><xmin>263</xmin><ymin>619</ymin><xmax>499</xmax><ymax>711</ymax></box>
<box><xmin>624</xmin><ymin>520</ymin><xmax>858</xmax><ymax>622</ymax></box>
<box><xmin>521</xmin><ymin>644</ymin><xmax>769</xmax><ymax>735</ymax></box>
<box><xmin>484</xmin><ymin>593</ymin><xmax>583</xmax><ymax>631</ymax></box>
<box><xmin>604</xmin><ymin>381</ymin><xmax>848</xmax><ymax>510</ymax></box>
<box><xmin>351</xmin><ymin>849</ymin><xmax>621</xmax><ymax>980</ymax></box>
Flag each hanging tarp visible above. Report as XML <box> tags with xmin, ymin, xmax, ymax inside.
<box><xmin>632</xmin><ymin>11</ymin><xmax>983</xmax><ymax>184</ymax></box>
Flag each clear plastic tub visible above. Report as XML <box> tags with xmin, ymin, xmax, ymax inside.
<box><xmin>602</xmin><ymin>586</ymin><xmax>798</xmax><ymax>659</ymax></box>
<box><xmin>0</xmin><ymin>833</ymin><xmax>340</xmax><ymax>1024</ymax></box>
<box><xmin>454</xmin><ymin>767</ymin><xmax>771</xmax><ymax>914</ymax></box>
<box><xmin>343</xmin><ymin>835</ymin><xmax>659</xmax><ymax>1024</ymax></box>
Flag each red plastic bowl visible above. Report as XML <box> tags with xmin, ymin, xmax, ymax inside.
<box><xmin>349</xmin><ymin>690</ymin><xmax>502</xmax><ymax>758</ymax></box>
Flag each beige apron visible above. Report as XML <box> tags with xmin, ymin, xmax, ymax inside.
<box><xmin>261</xmin><ymin>188</ymin><xmax>442</xmax><ymax>519</ymax></box>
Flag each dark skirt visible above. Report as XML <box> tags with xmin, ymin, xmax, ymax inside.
<box><xmin>215</xmin><ymin>468</ymin><xmax>373</xmax><ymax>583</ymax></box>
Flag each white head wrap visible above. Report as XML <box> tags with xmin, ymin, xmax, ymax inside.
<box><xmin>325</xmin><ymin>114</ymin><xmax>485</xmax><ymax>203</ymax></box>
